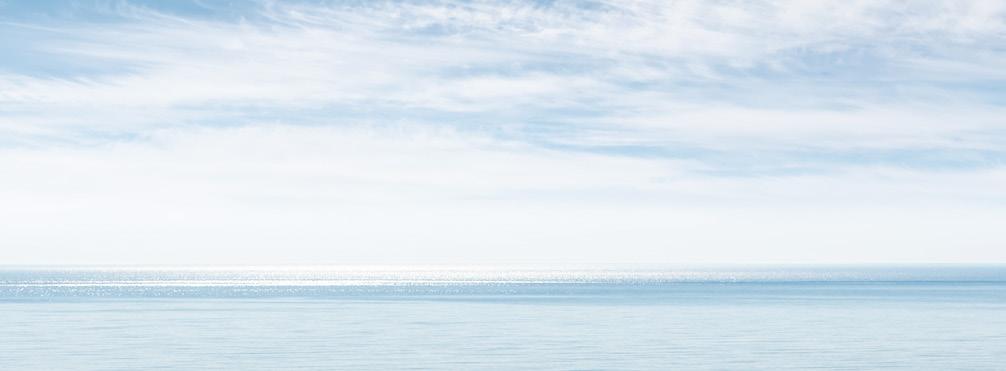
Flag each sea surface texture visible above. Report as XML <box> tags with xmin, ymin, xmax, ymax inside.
<box><xmin>2</xmin><ymin>265</ymin><xmax>1005</xmax><ymax>370</ymax></box>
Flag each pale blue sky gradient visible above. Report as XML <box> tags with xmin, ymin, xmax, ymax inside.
<box><xmin>1</xmin><ymin>0</ymin><xmax>1004</xmax><ymax>264</ymax></box>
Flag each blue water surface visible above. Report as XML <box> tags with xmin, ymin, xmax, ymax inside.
<box><xmin>1</xmin><ymin>265</ymin><xmax>1004</xmax><ymax>370</ymax></box>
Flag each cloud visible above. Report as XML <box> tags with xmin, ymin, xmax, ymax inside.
<box><xmin>4</xmin><ymin>1</ymin><xmax>1004</xmax><ymax>112</ymax></box>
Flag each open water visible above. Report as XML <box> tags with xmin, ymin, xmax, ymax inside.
<box><xmin>1</xmin><ymin>265</ymin><xmax>1004</xmax><ymax>370</ymax></box>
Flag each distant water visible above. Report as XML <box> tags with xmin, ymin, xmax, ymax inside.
<box><xmin>2</xmin><ymin>265</ymin><xmax>1005</xmax><ymax>370</ymax></box>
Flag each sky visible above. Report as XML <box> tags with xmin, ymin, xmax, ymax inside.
<box><xmin>1</xmin><ymin>0</ymin><xmax>1004</xmax><ymax>265</ymax></box>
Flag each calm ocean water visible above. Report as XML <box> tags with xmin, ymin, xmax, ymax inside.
<box><xmin>1</xmin><ymin>265</ymin><xmax>1004</xmax><ymax>370</ymax></box>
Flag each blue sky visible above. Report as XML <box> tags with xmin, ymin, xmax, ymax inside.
<box><xmin>1</xmin><ymin>0</ymin><xmax>1005</xmax><ymax>264</ymax></box>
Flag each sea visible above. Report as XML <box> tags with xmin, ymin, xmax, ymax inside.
<box><xmin>1</xmin><ymin>265</ymin><xmax>1004</xmax><ymax>370</ymax></box>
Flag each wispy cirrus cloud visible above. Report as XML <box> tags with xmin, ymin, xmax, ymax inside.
<box><xmin>4</xmin><ymin>1</ymin><xmax>1004</xmax><ymax>126</ymax></box>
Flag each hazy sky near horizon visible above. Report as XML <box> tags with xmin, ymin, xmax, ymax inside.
<box><xmin>1</xmin><ymin>0</ymin><xmax>1005</xmax><ymax>265</ymax></box>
